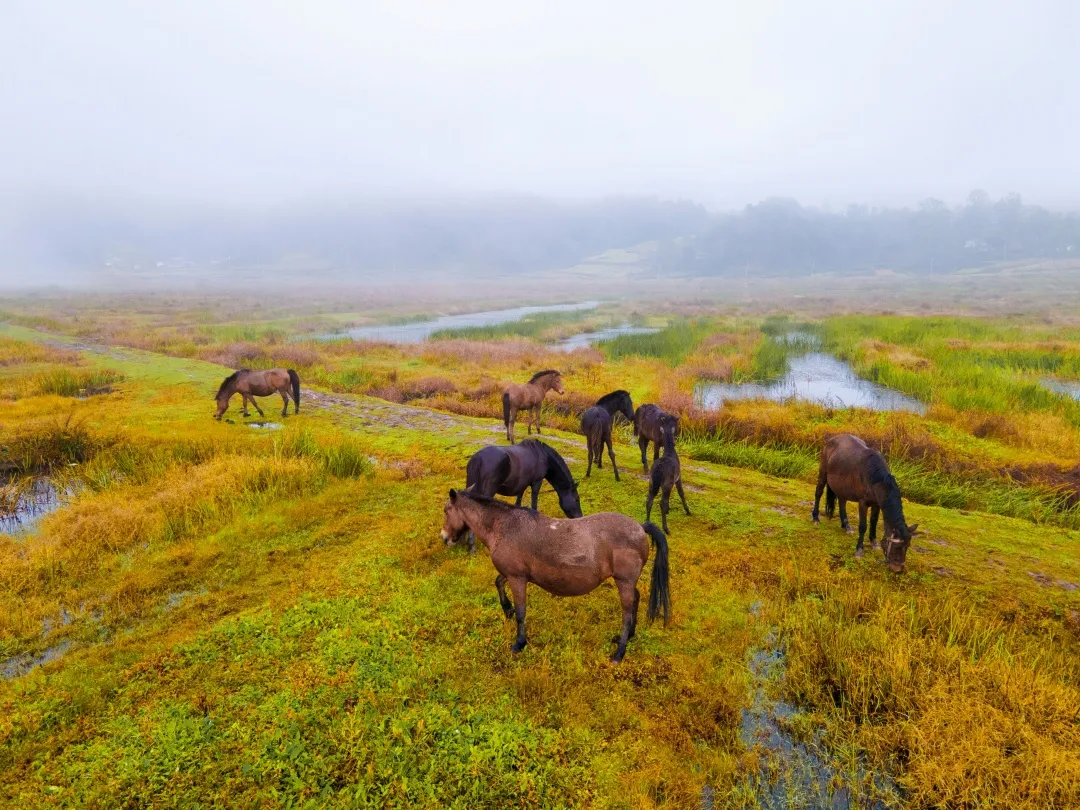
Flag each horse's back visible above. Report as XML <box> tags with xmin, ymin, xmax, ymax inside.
<box><xmin>581</xmin><ymin>406</ymin><xmax>609</xmax><ymax>437</ymax></box>
<box><xmin>822</xmin><ymin>434</ymin><xmax>883</xmax><ymax>497</ymax></box>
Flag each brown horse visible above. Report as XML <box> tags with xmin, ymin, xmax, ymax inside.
<box><xmin>580</xmin><ymin>390</ymin><xmax>635</xmax><ymax>481</ymax></box>
<box><xmin>645</xmin><ymin>415</ymin><xmax>690</xmax><ymax>533</ymax></box>
<box><xmin>502</xmin><ymin>370</ymin><xmax>564</xmax><ymax>443</ymax></box>
<box><xmin>633</xmin><ymin>403</ymin><xmax>679</xmax><ymax>472</ymax></box>
<box><xmin>214</xmin><ymin>368</ymin><xmax>300</xmax><ymax>420</ymax></box>
<box><xmin>811</xmin><ymin>434</ymin><xmax>918</xmax><ymax>572</ymax></box>
<box><xmin>441</xmin><ymin>489</ymin><xmax>670</xmax><ymax>663</ymax></box>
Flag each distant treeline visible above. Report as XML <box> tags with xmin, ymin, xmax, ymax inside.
<box><xmin>663</xmin><ymin>192</ymin><xmax>1080</xmax><ymax>277</ymax></box>
<box><xmin>5</xmin><ymin>195</ymin><xmax>709</xmax><ymax>275</ymax></box>
<box><xmin>5</xmin><ymin>190</ymin><xmax>1079</xmax><ymax>278</ymax></box>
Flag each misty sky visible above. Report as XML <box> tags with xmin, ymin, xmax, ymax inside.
<box><xmin>2</xmin><ymin>0</ymin><xmax>1077</xmax><ymax>209</ymax></box>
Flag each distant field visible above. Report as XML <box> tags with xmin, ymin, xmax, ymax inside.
<box><xmin>1</xmin><ymin>288</ymin><xmax>1079</xmax><ymax>807</ymax></box>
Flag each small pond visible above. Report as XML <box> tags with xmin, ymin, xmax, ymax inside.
<box><xmin>0</xmin><ymin>478</ymin><xmax>62</xmax><ymax>535</ymax></box>
<box><xmin>323</xmin><ymin>301</ymin><xmax>599</xmax><ymax>343</ymax></box>
<box><xmin>1041</xmin><ymin>377</ymin><xmax>1080</xmax><ymax>401</ymax></box>
<box><xmin>696</xmin><ymin>353</ymin><xmax>926</xmax><ymax>414</ymax></box>
<box><xmin>554</xmin><ymin>324</ymin><xmax>660</xmax><ymax>351</ymax></box>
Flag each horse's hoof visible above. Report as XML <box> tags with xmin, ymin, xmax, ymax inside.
<box><xmin>610</xmin><ymin>652</ymin><xmax>625</xmax><ymax>664</ymax></box>
<box><xmin>503</xmin><ymin>609</ymin><xmax>514</xmax><ymax>620</ymax></box>
<box><xmin>812</xmin><ymin>517</ymin><xmax>820</xmax><ymax>524</ymax></box>
<box><xmin>855</xmin><ymin>548</ymin><xmax>864</xmax><ymax>558</ymax></box>
<box><xmin>510</xmin><ymin>641</ymin><xmax>526</xmax><ymax>653</ymax></box>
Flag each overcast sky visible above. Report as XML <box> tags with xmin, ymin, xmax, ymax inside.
<box><xmin>2</xmin><ymin>0</ymin><xmax>1076</xmax><ymax>209</ymax></box>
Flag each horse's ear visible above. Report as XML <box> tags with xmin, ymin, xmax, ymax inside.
<box><xmin>449</xmin><ymin>488</ymin><xmax>457</xmax><ymax>501</ymax></box>
<box><xmin>907</xmin><ymin>523</ymin><xmax>919</xmax><ymax>535</ymax></box>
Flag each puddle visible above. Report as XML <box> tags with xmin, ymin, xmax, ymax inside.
<box><xmin>740</xmin><ymin>636</ymin><xmax>900</xmax><ymax>809</ymax></box>
<box><xmin>321</xmin><ymin>301</ymin><xmax>599</xmax><ymax>343</ymax></box>
<box><xmin>2</xmin><ymin>639</ymin><xmax>72</xmax><ymax>679</ymax></box>
<box><xmin>247</xmin><ymin>422</ymin><xmax>283</xmax><ymax>430</ymax></box>
<box><xmin>697</xmin><ymin>353</ymin><xmax>926</xmax><ymax>413</ymax></box>
<box><xmin>0</xmin><ymin>478</ymin><xmax>62</xmax><ymax>535</ymax></box>
<box><xmin>1041</xmin><ymin>377</ymin><xmax>1080</xmax><ymax>401</ymax></box>
<box><xmin>554</xmin><ymin>324</ymin><xmax>660</xmax><ymax>351</ymax></box>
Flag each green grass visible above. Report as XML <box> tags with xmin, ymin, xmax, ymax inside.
<box><xmin>430</xmin><ymin>308</ymin><xmax>598</xmax><ymax>341</ymax></box>
<box><xmin>600</xmin><ymin>319</ymin><xmax>714</xmax><ymax>365</ymax></box>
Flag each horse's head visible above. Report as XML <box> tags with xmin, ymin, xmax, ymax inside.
<box><xmin>558</xmin><ymin>479</ymin><xmax>584</xmax><ymax>519</ymax></box>
<box><xmin>618</xmin><ymin>393</ymin><xmax>635</xmax><ymax>424</ymax></box>
<box><xmin>882</xmin><ymin>521</ymin><xmax>918</xmax><ymax>573</ymax></box>
<box><xmin>441</xmin><ymin>489</ymin><xmax>470</xmax><ymax>546</ymax></box>
<box><xmin>552</xmin><ymin>373</ymin><xmax>565</xmax><ymax>395</ymax></box>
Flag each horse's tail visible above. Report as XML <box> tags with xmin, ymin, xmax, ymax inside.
<box><xmin>642</xmin><ymin>522</ymin><xmax>671</xmax><ymax>626</ymax></box>
<box><xmin>502</xmin><ymin>391</ymin><xmax>511</xmax><ymax>427</ymax></box>
<box><xmin>649</xmin><ymin>461</ymin><xmax>664</xmax><ymax>495</ymax></box>
<box><xmin>825</xmin><ymin>484</ymin><xmax>836</xmax><ymax>519</ymax></box>
<box><xmin>288</xmin><ymin>369</ymin><xmax>301</xmax><ymax>412</ymax></box>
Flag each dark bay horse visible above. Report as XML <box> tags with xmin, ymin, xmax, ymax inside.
<box><xmin>441</xmin><ymin>489</ymin><xmax>670</xmax><ymax>662</ymax></box>
<box><xmin>215</xmin><ymin>368</ymin><xmax>300</xmax><ymax>420</ymax></box>
<box><xmin>464</xmin><ymin>439</ymin><xmax>583</xmax><ymax>552</ymax></box>
<box><xmin>811</xmin><ymin>433</ymin><xmax>919</xmax><ymax>572</ymax></box>
<box><xmin>580</xmin><ymin>390</ymin><xmax>635</xmax><ymax>481</ymax></box>
<box><xmin>502</xmin><ymin>370</ymin><xmax>564</xmax><ymax>443</ymax></box>
<box><xmin>633</xmin><ymin>404</ymin><xmax>680</xmax><ymax>473</ymax></box>
<box><xmin>646</xmin><ymin>415</ymin><xmax>690</xmax><ymax>533</ymax></box>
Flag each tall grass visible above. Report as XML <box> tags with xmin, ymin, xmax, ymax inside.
<box><xmin>430</xmin><ymin>308</ymin><xmax>597</xmax><ymax>341</ymax></box>
<box><xmin>27</xmin><ymin>367</ymin><xmax>124</xmax><ymax>398</ymax></box>
<box><xmin>601</xmin><ymin>319</ymin><xmax>713</xmax><ymax>365</ymax></box>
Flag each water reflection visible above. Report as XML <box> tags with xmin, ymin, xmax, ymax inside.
<box><xmin>554</xmin><ymin>324</ymin><xmax>659</xmax><ymax>351</ymax></box>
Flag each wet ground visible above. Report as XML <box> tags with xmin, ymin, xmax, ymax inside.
<box><xmin>554</xmin><ymin>324</ymin><xmax>659</xmax><ymax>350</ymax></box>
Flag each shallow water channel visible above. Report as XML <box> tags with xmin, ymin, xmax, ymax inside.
<box><xmin>325</xmin><ymin>301</ymin><xmax>599</xmax><ymax>343</ymax></box>
<box><xmin>1041</xmin><ymin>377</ymin><xmax>1080</xmax><ymax>401</ymax></box>
<box><xmin>696</xmin><ymin>335</ymin><xmax>926</xmax><ymax>414</ymax></box>
<box><xmin>0</xmin><ymin>478</ymin><xmax>62</xmax><ymax>535</ymax></box>
<box><xmin>554</xmin><ymin>324</ymin><xmax>660</xmax><ymax>351</ymax></box>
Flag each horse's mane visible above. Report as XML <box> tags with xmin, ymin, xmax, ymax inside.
<box><xmin>528</xmin><ymin>369</ymin><xmax>560</xmax><ymax>383</ymax></box>
<box><xmin>595</xmin><ymin>389</ymin><xmax>630</xmax><ymax>408</ymax></box>
<box><xmin>214</xmin><ymin>369</ymin><xmax>248</xmax><ymax>399</ymax></box>
<box><xmin>867</xmin><ymin>452</ymin><xmax>906</xmax><ymax>531</ymax></box>
<box><xmin>533</xmin><ymin>441</ymin><xmax>575</xmax><ymax>491</ymax></box>
<box><xmin>457</xmin><ymin>489</ymin><xmax>533</xmax><ymax>512</ymax></box>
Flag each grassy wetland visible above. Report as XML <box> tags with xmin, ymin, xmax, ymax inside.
<box><xmin>1</xmin><ymin>292</ymin><xmax>1080</xmax><ymax>809</ymax></box>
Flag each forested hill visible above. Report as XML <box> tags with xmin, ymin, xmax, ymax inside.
<box><xmin>659</xmin><ymin>192</ymin><xmax>1080</xmax><ymax>277</ymax></box>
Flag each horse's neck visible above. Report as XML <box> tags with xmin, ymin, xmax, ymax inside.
<box><xmin>662</xmin><ymin>432</ymin><xmax>677</xmax><ymax>456</ymax></box>
<box><xmin>462</xmin><ymin>500</ymin><xmax>505</xmax><ymax>551</ymax></box>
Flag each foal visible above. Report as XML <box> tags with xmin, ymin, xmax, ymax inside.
<box><xmin>502</xmin><ymin>370</ymin><xmax>564</xmax><ymax>444</ymax></box>
<box><xmin>633</xmin><ymin>404</ymin><xmax>679</xmax><ymax>472</ymax></box>
<box><xmin>441</xmin><ymin>489</ymin><xmax>670</xmax><ymax>662</ymax></box>
<box><xmin>580</xmin><ymin>389</ymin><xmax>634</xmax><ymax>481</ymax></box>
<box><xmin>645</xmin><ymin>416</ymin><xmax>690</xmax><ymax>533</ymax></box>
<box><xmin>811</xmin><ymin>433</ymin><xmax>919</xmax><ymax>572</ymax></box>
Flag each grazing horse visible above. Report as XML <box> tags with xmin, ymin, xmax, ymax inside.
<box><xmin>633</xmin><ymin>403</ymin><xmax>680</xmax><ymax>472</ymax></box>
<box><xmin>580</xmin><ymin>389</ymin><xmax>635</xmax><ymax>481</ymax></box>
<box><xmin>645</xmin><ymin>416</ymin><xmax>690</xmax><ymax>533</ymax></box>
<box><xmin>464</xmin><ymin>439</ymin><xmax>583</xmax><ymax>552</ymax></box>
<box><xmin>502</xmin><ymin>370</ymin><xmax>564</xmax><ymax>444</ymax></box>
<box><xmin>441</xmin><ymin>489</ymin><xmax>670</xmax><ymax>662</ymax></box>
<box><xmin>214</xmin><ymin>368</ymin><xmax>300</xmax><ymax>420</ymax></box>
<box><xmin>811</xmin><ymin>434</ymin><xmax>919</xmax><ymax>572</ymax></box>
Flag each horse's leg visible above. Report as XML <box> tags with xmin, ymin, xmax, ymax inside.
<box><xmin>585</xmin><ymin>436</ymin><xmax>594</xmax><ymax>478</ymax></box>
<box><xmin>252</xmin><ymin>395</ymin><xmax>265</xmax><ymax>417</ymax></box>
<box><xmin>494</xmin><ymin>574</ymin><xmax>513</xmax><ymax>619</ymax></box>
<box><xmin>856</xmin><ymin>502</ymin><xmax>868</xmax><ymax>557</ymax></box>
<box><xmin>606</xmin><ymin>432</ymin><xmax>620</xmax><ymax>482</ymax></box>
<box><xmin>869</xmin><ymin>505</ymin><xmax>880</xmax><ymax>547</ymax></box>
<box><xmin>639</xmin><ymin>436</ymin><xmax>649</xmax><ymax>472</ymax></box>
<box><xmin>839</xmin><ymin>498</ymin><xmax>851</xmax><ymax>532</ymax></box>
<box><xmin>612</xmin><ymin>580</ymin><xmax>637</xmax><ymax>663</ymax></box>
<box><xmin>535</xmin><ymin>404</ymin><xmax>542</xmax><ymax>435</ymax></box>
<box><xmin>812</xmin><ymin>470</ymin><xmax>827</xmax><ymax>523</ymax></box>
<box><xmin>240</xmin><ymin>393</ymin><xmax>251</xmax><ymax>418</ymax></box>
<box><xmin>529</xmin><ymin>479</ymin><xmax>541</xmax><ymax>511</ymax></box>
<box><xmin>660</xmin><ymin>486</ymin><xmax>671</xmax><ymax>533</ymax></box>
<box><xmin>280</xmin><ymin>389</ymin><xmax>289</xmax><ymax>417</ymax></box>
<box><xmin>508</xmin><ymin>577</ymin><xmax>528</xmax><ymax>652</ymax></box>
<box><xmin>675</xmin><ymin>478</ymin><xmax>691</xmax><ymax>515</ymax></box>
<box><xmin>630</xmin><ymin>587</ymin><xmax>640</xmax><ymax>638</ymax></box>
<box><xmin>645</xmin><ymin>480</ymin><xmax>658</xmax><ymax>523</ymax></box>
<box><xmin>508</xmin><ymin>407</ymin><xmax>517</xmax><ymax>443</ymax></box>
<box><xmin>654</xmin><ymin>444</ymin><xmax>660</xmax><ymax>464</ymax></box>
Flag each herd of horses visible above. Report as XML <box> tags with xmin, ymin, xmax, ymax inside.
<box><xmin>215</xmin><ymin>366</ymin><xmax>919</xmax><ymax>663</ymax></box>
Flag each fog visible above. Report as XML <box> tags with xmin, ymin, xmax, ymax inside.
<box><xmin>1</xmin><ymin>1</ymin><xmax>1078</xmax><ymax>286</ymax></box>
<box><xmin>3</xmin><ymin>0</ymin><xmax>1077</xmax><ymax>207</ymax></box>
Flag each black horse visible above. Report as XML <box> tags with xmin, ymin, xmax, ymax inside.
<box><xmin>464</xmin><ymin>439</ymin><xmax>583</xmax><ymax>551</ymax></box>
<box><xmin>645</xmin><ymin>414</ymin><xmax>690</xmax><ymax>533</ymax></box>
<box><xmin>580</xmin><ymin>389</ymin><xmax>635</xmax><ymax>481</ymax></box>
<box><xmin>633</xmin><ymin>403</ymin><xmax>680</xmax><ymax>473</ymax></box>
